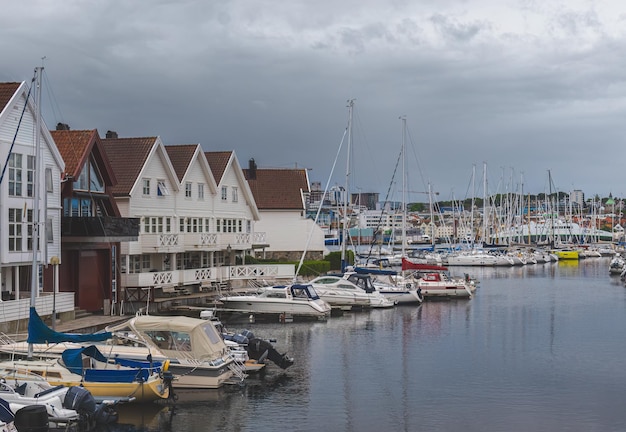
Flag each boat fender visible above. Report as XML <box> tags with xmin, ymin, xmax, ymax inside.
<box><xmin>163</xmin><ymin>359</ymin><xmax>170</xmax><ymax>372</ymax></box>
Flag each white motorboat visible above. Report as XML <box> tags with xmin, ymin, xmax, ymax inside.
<box><xmin>343</xmin><ymin>269</ymin><xmax>423</xmax><ymax>304</ymax></box>
<box><xmin>217</xmin><ymin>284</ymin><xmax>332</xmax><ymax>320</ymax></box>
<box><xmin>415</xmin><ymin>272</ymin><xmax>476</xmax><ymax>299</ymax></box>
<box><xmin>609</xmin><ymin>253</ymin><xmax>625</xmax><ymax>275</ymax></box>
<box><xmin>0</xmin><ymin>376</ymin><xmax>108</xmax><ymax>430</ymax></box>
<box><xmin>308</xmin><ymin>275</ymin><xmax>395</xmax><ymax>309</ymax></box>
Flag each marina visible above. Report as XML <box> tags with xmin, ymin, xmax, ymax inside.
<box><xmin>93</xmin><ymin>257</ymin><xmax>626</xmax><ymax>431</ymax></box>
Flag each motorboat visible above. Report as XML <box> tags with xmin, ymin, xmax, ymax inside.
<box><xmin>609</xmin><ymin>253</ymin><xmax>625</xmax><ymax>275</ymax></box>
<box><xmin>106</xmin><ymin>314</ymin><xmax>249</xmax><ymax>389</ymax></box>
<box><xmin>217</xmin><ymin>284</ymin><xmax>332</xmax><ymax>320</ymax></box>
<box><xmin>344</xmin><ymin>268</ymin><xmax>423</xmax><ymax>304</ymax></box>
<box><xmin>0</xmin><ymin>374</ymin><xmax>115</xmax><ymax>430</ymax></box>
<box><xmin>308</xmin><ymin>275</ymin><xmax>395</xmax><ymax>309</ymax></box>
<box><xmin>1</xmin><ymin>314</ymin><xmax>247</xmax><ymax>391</ymax></box>
<box><xmin>415</xmin><ymin>272</ymin><xmax>475</xmax><ymax>299</ymax></box>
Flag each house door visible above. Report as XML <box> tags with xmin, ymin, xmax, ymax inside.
<box><xmin>77</xmin><ymin>250</ymin><xmax>109</xmax><ymax>312</ymax></box>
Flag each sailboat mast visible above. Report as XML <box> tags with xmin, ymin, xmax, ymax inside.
<box><xmin>400</xmin><ymin>115</ymin><xmax>407</xmax><ymax>260</ymax></box>
<box><xmin>341</xmin><ymin>100</ymin><xmax>354</xmax><ymax>272</ymax></box>
<box><xmin>28</xmin><ymin>66</ymin><xmax>43</xmax><ymax>359</ymax></box>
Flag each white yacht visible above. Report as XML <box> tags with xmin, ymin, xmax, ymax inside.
<box><xmin>308</xmin><ymin>275</ymin><xmax>395</xmax><ymax>309</ymax></box>
<box><xmin>217</xmin><ymin>284</ymin><xmax>332</xmax><ymax>320</ymax></box>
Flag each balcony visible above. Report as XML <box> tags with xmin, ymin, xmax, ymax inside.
<box><xmin>120</xmin><ymin>264</ymin><xmax>295</xmax><ymax>288</ymax></box>
<box><xmin>61</xmin><ymin>217</ymin><xmax>139</xmax><ymax>242</ymax></box>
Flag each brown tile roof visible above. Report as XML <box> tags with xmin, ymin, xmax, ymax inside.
<box><xmin>165</xmin><ymin>144</ymin><xmax>197</xmax><ymax>181</ymax></box>
<box><xmin>243</xmin><ymin>168</ymin><xmax>309</xmax><ymax>210</ymax></box>
<box><xmin>0</xmin><ymin>82</ymin><xmax>21</xmax><ymax>113</ymax></box>
<box><xmin>204</xmin><ymin>151</ymin><xmax>232</xmax><ymax>184</ymax></box>
<box><xmin>102</xmin><ymin>137</ymin><xmax>156</xmax><ymax>196</ymax></box>
<box><xmin>50</xmin><ymin>129</ymin><xmax>97</xmax><ymax>178</ymax></box>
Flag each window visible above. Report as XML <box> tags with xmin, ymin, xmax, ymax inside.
<box><xmin>216</xmin><ymin>219</ymin><xmax>222</xmax><ymax>233</ymax></box>
<box><xmin>26</xmin><ymin>155</ymin><xmax>35</xmax><ymax>197</ymax></box>
<box><xmin>157</xmin><ymin>180</ymin><xmax>169</xmax><ymax>197</ymax></box>
<box><xmin>8</xmin><ymin>153</ymin><xmax>22</xmax><ymax>196</ymax></box>
<box><xmin>143</xmin><ymin>179</ymin><xmax>151</xmax><ymax>196</ymax></box>
<box><xmin>185</xmin><ymin>182</ymin><xmax>192</xmax><ymax>198</ymax></box>
<box><xmin>128</xmin><ymin>255</ymin><xmax>151</xmax><ymax>273</ymax></box>
<box><xmin>198</xmin><ymin>183</ymin><xmax>204</xmax><ymax>200</ymax></box>
<box><xmin>45</xmin><ymin>167</ymin><xmax>53</xmax><ymax>193</ymax></box>
<box><xmin>26</xmin><ymin>209</ymin><xmax>33</xmax><ymax>250</ymax></box>
<box><xmin>179</xmin><ymin>217</ymin><xmax>185</xmax><ymax>233</ymax></box>
<box><xmin>221</xmin><ymin>186</ymin><xmax>227</xmax><ymax>201</ymax></box>
<box><xmin>46</xmin><ymin>217</ymin><xmax>53</xmax><ymax>243</ymax></box>
<box><xmin>8</xmin><ymin>208</ymin><xmax>22</xmax><ymax>251</ymax></box>
<box><xmin>232</xmin><ymin>186</ymin><xmax>238</xmax><ymax>203</ymax></box>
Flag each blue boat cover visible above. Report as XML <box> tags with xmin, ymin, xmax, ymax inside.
<box><xmin>62</xmin><ymin>345</ymin><xmax>110</xmax><ymax>375</ymax></box>
<box><xmin>62</xmin><ymin>344</ymin><xmax>159</xmax><ymax>382</ymax></box>
<box><xmin>27</xmin><ymin>307</ymin><xmax>112</xmax><ymax>344</ymax></box>
<box><xmin>353</xmin><ymin>267</ymin><xmax>398</xmax><ymax>276</ymax></box>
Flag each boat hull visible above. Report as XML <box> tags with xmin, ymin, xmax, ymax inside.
<box><xmin>218</xmin><ymin>297</ymin><xmax>330</xmax><ymax>318</ymax></box>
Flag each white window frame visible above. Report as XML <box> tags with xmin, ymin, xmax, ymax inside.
<box><xmin>185</xmin><ymin>182</ymin><xmax>192</xmax><ymax>198</ymax></box>
<box><xmin>221</xmin><ymin>186</ymin><xmax>228</xmax><ymax>201</ymax></box>
<box><xmin>142</xmin><ymin>178</ymin><xmax>151</xmax><ymax>196</ymax></box>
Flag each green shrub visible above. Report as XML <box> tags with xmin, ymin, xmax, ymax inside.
<box><xmin>324</xmin><ymin>250</ymin><xmax>354</xmax><ymax>270</ymax></box>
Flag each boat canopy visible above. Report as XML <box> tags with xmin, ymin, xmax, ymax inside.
<box><xmin>110</xmin><ymin>315</ymin><xmax>228</xmax><ymax>362</ymax></box>
<box><xmin>27</xmin><ymin>307</ymin><xmax>112</xmax><ymax>344</ymax></box>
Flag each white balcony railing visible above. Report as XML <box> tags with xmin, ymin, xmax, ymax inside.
<box><xmin>121</xmin><ymin>264</ymin><xmax>294</xmax><ymax>288</ymax></box>
<box><xmin>0</xmin><ymin>292</ymin><xmax>75</xmax><ymax>324</ymax></box>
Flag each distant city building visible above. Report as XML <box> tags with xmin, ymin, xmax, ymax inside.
<box><xmin>351</xmin><ymin>192</ymin><xmax>379</xmax><ymax>210</ymax></box>
<box><xmin>570</xmin><ymin>190</ymin><xmax>584</xmax><ymax>207</ymax></box>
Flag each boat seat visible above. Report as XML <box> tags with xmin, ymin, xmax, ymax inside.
<box><xmin>14</xmin><ymin>383</ymin><xmax>27</xmax><ymax>395</ymax></box>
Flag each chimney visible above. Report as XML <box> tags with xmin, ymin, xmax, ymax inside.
<box><xmin>105</xmin><ymin>130</ymin><xmax>118</xmax><ymax>139</ymax></box>
<box><xmin>248</xmin><ymin>158</ymin><xmax>257</xmax><ymax>180</ymax></box>
<box><xmin>56</xmin><ymin>122</ymin><xmax>70</xmax><ymax>131</ymax></box>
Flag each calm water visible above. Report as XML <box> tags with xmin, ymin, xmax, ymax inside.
<box><xmin>102</xmin><ymin>258</ymin><xmax>626</xmax><ymax>432</ymax></box>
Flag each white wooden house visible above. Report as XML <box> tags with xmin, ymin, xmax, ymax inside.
<box><xmin>0</xmin><ymin>80</ymin><xmax>73</xmax><ymax>329</ymax></box>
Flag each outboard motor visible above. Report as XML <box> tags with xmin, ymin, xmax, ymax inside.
<box><xmin>246</xmin><ymin>338</ymin><xmax>294</xmax><ymax>369</ymax></box>
<box><xmin>14</xmin><ymin>404</ymin><xmax>48</xmax><ymax>432</ymax></box>
<box><xmin>64</xmin><ymin>386</ymin><xmax>118</xmax><ymax>426</ymax></box>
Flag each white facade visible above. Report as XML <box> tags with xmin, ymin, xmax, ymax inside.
<box><xmin>117</xmin><ymin>145</ymin><xmax>281</xmax><ymax>291</ymax></box>
<box><xmin>254</xmin><ymin>209</ymin><xmax>327</xmax><ymax>256</ymax></box>
<box><xmin>0</xmin><ymin>81</ymin><xmax>64</xmax><ymax>305</ymax></box>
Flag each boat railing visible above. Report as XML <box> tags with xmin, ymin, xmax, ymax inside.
<box><xmin>225</xmin><ymin>352</ymin><xmax>247</xmax><ymax>383</ymax></box>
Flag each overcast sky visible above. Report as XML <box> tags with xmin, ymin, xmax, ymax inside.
<box><xmin>2</xmin><ymin>0</ymin><xmax>626</xmax><ymax>203</ymax></box>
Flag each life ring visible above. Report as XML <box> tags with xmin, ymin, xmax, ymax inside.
<box><xmin>162</xmin><ymin>359</ymin><xmax>170</xmax><ymax>372</ymax></box>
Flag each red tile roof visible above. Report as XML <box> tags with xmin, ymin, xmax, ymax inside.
<box><xmin>165</xmin><ymin>144</ymin><xmax>197</xmax><ymax>181</ymax></box>
<box><xmin>50</xmin><ymin>129</ymin><xmax>97</xmax><ymax>178</ymax></box>
<box><xmin>243</xmin><ymin>168</ymin><xmax>309</xmax><ymax>210</ymax></box>
<box><xmin>204</xmin><ymin>151</ymin><xmax>232</xmax><ymax>184</ymax></box>
<box><xmin>0</xmin><ymin>82</ymin><xmax>21</xmax><ymax>113</ymax></box>
<box><xmin>102</xmin><ymin>137</ymin><xmax>156</xmax><ymax>196</ymax></box>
